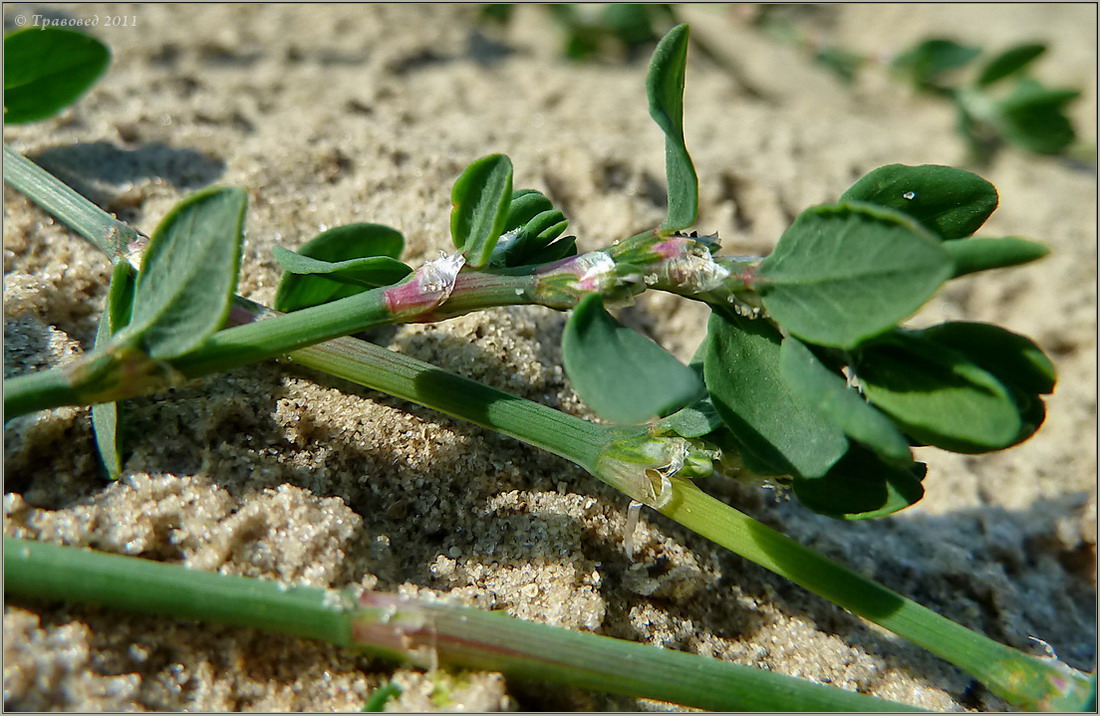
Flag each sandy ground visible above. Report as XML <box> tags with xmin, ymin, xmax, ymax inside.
<box><xmin>3</xmin><ymin>3</ymin><xmax>1096</xmax><ymax>711</ymax></box>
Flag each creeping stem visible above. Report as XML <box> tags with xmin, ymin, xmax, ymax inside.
<box><xmin>3</xmin><ymin>537</ymin><xmax>924</xmax><ymax>712</ymax></box>
<box><xmin>3</xmin><ymin>144</ymin><xmax>1094</xmax><ymax>711</ymax></box>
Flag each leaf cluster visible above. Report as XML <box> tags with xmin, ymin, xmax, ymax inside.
<box><xmin>743</xmin><ymin>9</ymin><xmax>1083</xmax><ymax>164</ymax></box>
<box><xmin>483</xmin><ymin>4</ymin><xmax>680</xmax><ymax>62</ymax></box>
<box><xmin>891</xmin><ymin>38</ymin><xmax>1082</xmax><ymax>162</ymax></box>
<box><xmin>550</xmin><ymin>27</ymin><xmax>1057</xmax><ymax>520</ymax></box>
<box><xmin>19</xmin><ymin>21</ymin><xmax>1055</xmax><ymax>525</ymax></box>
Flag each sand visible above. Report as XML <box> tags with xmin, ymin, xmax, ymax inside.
<box><xmin>3</xmin><ymin>3</ymin><xmax>1096</xmax><ymax>711</ymax></box>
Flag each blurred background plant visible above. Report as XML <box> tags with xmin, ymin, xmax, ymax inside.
<box><xmin>745</xmin><ymin>3</ymin><xmax>1087</xmax><ymax>165</ymax></box>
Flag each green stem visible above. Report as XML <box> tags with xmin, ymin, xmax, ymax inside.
<box><xmin>2</xmin><ymin>144</ymin><xmax>145</xmax><ymax>263</ymax></box>
<box><xmin>4</xmin><ymin>144</ymin><xmax>1093</xmax><ymax>710</ymax></box>
<box><xmin>658</xmin><ymin>481</ymin><xmax>1096</xmax><ymax>712</ymax></box>
<box><xmin>288</xmin><ymin>329</ymin><xmax>616</xmax><ymax>471</ymax></box>
<box><xmin>2</xmin><ymin>363</ymin><xmax>82</xmax><ymax>418</ymax></box>
<box><xmin>4</xmin><ymin>537</ymin><xmax>923</xmax><ymax>712</ymax></box>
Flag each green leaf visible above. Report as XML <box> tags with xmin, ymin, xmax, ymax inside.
<box><xmin>126</xmin><ymin>187</ymin><xmax>247</xmax><ymax>359</ymax></box>
<box><xmin>779</xmin><ymin>337</ymin><xmax>911</xmax><ymax>464</ymax></box>
<box><xmin>3</xmin><ymin>27</ymin><xmax>110</xmax><ymax>124</ymax></box>
<box><xmin>943</xmin><ymin>236</ymin><xmax>1049</xmax><ymax>277</ymax></box>
<box><xmin>91</xmin><ymin>261</ymin><xmax>137</xmax><ymax>480</ymax></box>
<box><xmin>646</xmin><ymin>23</ymin><xmax>698</xmax><ymax>231</ymax></box>
<box><xmin>839</xmin><ymin>164</ymin><xmax>999</xmax><ymax>240</ymax></box>
<box><xmin>657</xmin><ymin>400</ymin><xmax>723</xmax><ymax>438</ymax></box>
<box><xmin>273</xmin><ymin>248</ymin><xmax>409</xmax><ymax>286</ymax></box>
<box><xmin>854</xmin><ymin>331</ymin><xmax>1022</xmax><ymax>453</ymax></box>
<box><xmin>792</xmin><ymin>446</ymin><xmax>925</xmax><ymax>520</ymax></box>
<box><xmin>756</xmin><ymin>202</ymin><xmax>953</xmax><ymax>349</ymax></box>
<box><xmin>450</xmin><ymin>154</ymin><xmax>513</xmax><ymax>268</ymax></box>
<box><xmin>703</xmin><ymin>311</ymin><xmax>848</xmax><ymax>477</ymax></box>
<box><xmin>504</xmin><ymin>190</ymin><xmax>555</xmax><ymax>232</ymax></box>
<box><xmin>491</xmin><ymin>205</ymin><xmax>572</xmax><ymax>268</ymax></box>
<box><xmin>562</xmin><ymin>294</ymin><xmax>704</xmax><ymax>424</ymax></box>
<box><xmin>524</xmin><ymin>236</ymin><xmax>578</xmax><ymax>265</ymax></box>
<box><xmin>814</xmin><ymin>46</ymin><xmax>866</xmax><ymax>86</ymax></box>
<box><xmin>977</xmin><ymin>43</ymin><xmax>1046</xmax><ymax>86</ymax></box>
<box><xmin>919</xmin><ymin>322</ymin><xmax>1054</xmax><ymax>448</ymax></box>
<box><xmin>274</xmin><ymin>223</ymin><xmax>407</xmax><ymax>312</ymax></box>
<box><xmin>891</xmin><ymin>38</ymin><xmax>981</xmax><ymax>90</ymax></box>
<box><xmin>918</xmin><ymin>322</ymin><xmax>1055</xmax><ymax>395</ymax></box>
<box><xmin>993</xmin><ymin>79</ymin><xmax>1079</xmax><ymax>154</ymax></box>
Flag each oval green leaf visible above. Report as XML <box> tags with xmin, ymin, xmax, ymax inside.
<box><xmin>838</xmin><ymin>164</ymin><xmax>999</xmax><ymax>240</ymax></box>
<box><xmin>792</xmin><ymin>446</ymin><xmax>926</xmax><ymax>520</ymax></box>
<box><xmin>274</xmin><ymin>223</ymin><xmax>406</xmax><ymax>312</ymax></box>
<box><xmin>757</xmin><ymin>202</ymin><xmax>953</xmax><ymax>349</ymax></box>
<box><xmin>918</xmin><ymin>322</ymin><xmax>1055</xmax><ymax>395</ymax></box>
<box><xmin>91</xmin><ymin>261</ymin><xmax>137</xmax><ymax>480</ymax></box>
<box><xmin>994</xmin><ymin>79</ymin><xmax>1079</xmax><ymax>154</ymax></box>
<box><xmin>891</xmin><ymin>38</ymin><xmax>980</xmax><ymax>90</ymax></box>
<box><xmin>779</xmin><ymin>337</ymin><xmax>911</xmax><ymax>464</ymax></box>
<box><xmin>4</xmin><ymin>27</ymin><xmax>110</xmax><ymax>124</ymax></box>
<box><xmin>504</xmin><ymin>189</ymin><xmax>555</xmax><ymax>232</ymax></box>
<box><xmin>127</xmin><ymin>187</ymin><xmax>247</xmax><ymax>359</ymax></box>
<box><xmin>944</xmin><ymin>236</ymin><xmax>1049</xmax><ymax>277</ymax></box>
<box><xmin>977</xmin><ymin>43</ymin><xmax>1046</xmax><ymax>86</ymax></box>
<box><xmin>646</xmin><ymin>24</ymin><xmax>698</xmax><ymax>231</ymax></box>
<box><xmin>450</xmin><ymin>154</ymin><xmax>513</xmax><ymax>268</ymax></box>
<box><xmin>703</xmin><ymin>311</ymin><xmax>848</xmax><ymax>477</ymax></box>
<box><xmin>562</xmin><ymin>294</ymin><xmax>704</xmax><ymax>424</ymax></box>
<box><xmin>854</xmin><ymin>331</ymin><xmax>1022</xmax><ymax>453</ymax></box>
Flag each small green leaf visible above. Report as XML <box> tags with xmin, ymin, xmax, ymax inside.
<box><xmin>891</xmin><ymin>38</ymin><xmax>980</xmax><ymax>90</ymax></box>
<box><xmin>273</xmin><ymin>248</ymin><xmax>409</xmax><ymax>286</ymax></box>
<box><xmin>127</xmin><ymin>187</ymin><xmax>247</xmax><ymax>360</ymax></box>
<box><xmin>658</xmin><ymin>397</ymin><xmax>723</xmax><ymax>438</ymax></box>
<box><xmin>792</xmin><ymin>446</ymin><xmax>925</xmax><ymax>520</ymax></box>
<box><xmin>3</xmin><ymin>27</ymin><xmax>110</xmax><ymax>124</ymax></box>
<box><xmin>524</xmin><ymin>236</ymin><xmax>577</xmax><ymax>265</ymax></box>
<box><xmin>779</xmin><ymin>337</ymin><xmax>911</xmax><ymax>464</ymax></box>
<box><xmin>274</xmin><ymin>223</ymin><xmax>407</xmax><ymax>312</ymax></box>
<box><xmin>491</xmin><ymin>189</ymin><xmax>573</xmax><ymax>268</ymax></box>
<box><xmin>450</xmin><ymin>154</ymin><xmax>513</xmax><ymax>268</ymax></box>
<box><xmin>703</xmin><ymin>311</ymin><xmax>848</xmax><ymax>477</ymax></box>
<box><xmin>918</xmin><ymin>322</ymin><xmax>1055</xmax><ymax>395</ymax></box>
<box><xmin>943</xmin><ymin>236</ymin><xmax>1049</xmax><ymax>277</ymax></box>
<box><xmin>977</xmin><ymin>43</ymin><xmax>1046</xmax><ymax>86</ymax></box>
<box><xmin>563</xmin><ymin>294</ymin><xmax>704</xmax><ymax>424</ymax></box>
<box><xmin>504</xmin><ymin>189</ymin><xmax>555</xmax><ymax>232</ymax></box>
<box><xmin>839</xmin><ymin>164</ymin><xmax>999</xmax><ymax>240</ymax></box>
<box><xmin>757</xmin><ymin>202</ymin><xmax>953</xmax><ymax>349</ymax></box>
<box><xmin>993</xmin><ymin>79</ymin><xmax>1079</xmax><ymax>154</ymax></box>
<box><xmin>646</xmin><ymin>23</ymin><xmax>698</xmax><ymax>231</ymax></box>
<box><xmin>91</xmin><ymin>261</ymin><xmax>137</xmax><ymax>480</ymax></box>
<box><xmin>854</xmin><ymin>331</ymin><xmax>1022</xmax><ymax>453</ymax></box>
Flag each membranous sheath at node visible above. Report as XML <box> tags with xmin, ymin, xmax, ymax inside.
<box><xmin>595</xmin><ymin>430</ymin><xmax>717</xmax><ymax>509</ymax></box>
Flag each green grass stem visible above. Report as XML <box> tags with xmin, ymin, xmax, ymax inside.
<box><xmin>4</xmin><ymin>537</ymin><xmax>924</xmax><ymax>712</ymax></box>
